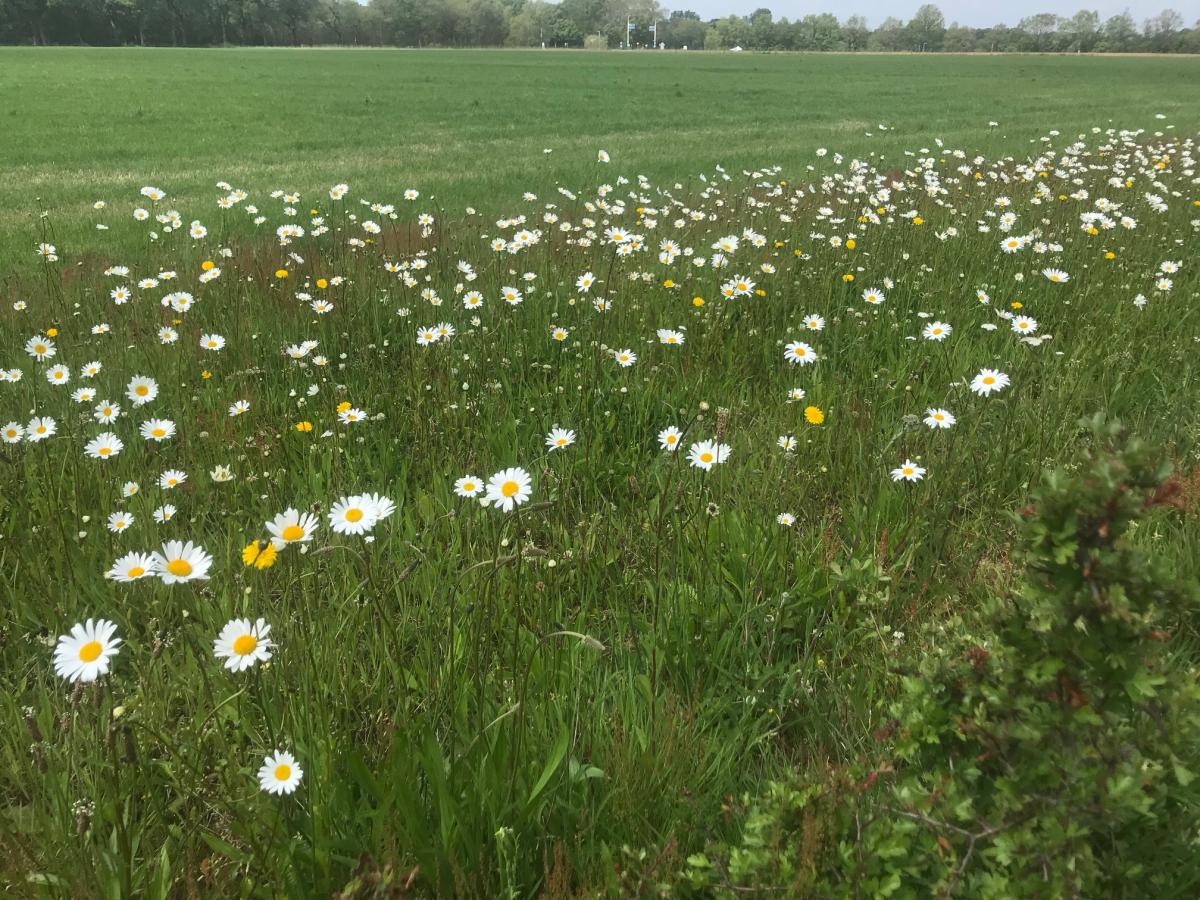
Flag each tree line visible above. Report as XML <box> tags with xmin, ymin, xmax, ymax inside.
<box><xmin>2</xmin><ymin>0</ymin><xmax>1197</xmax><ymax>54</ymax></box>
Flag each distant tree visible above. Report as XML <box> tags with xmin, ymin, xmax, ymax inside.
<box><xmin>1144</xmin><ymin>9</ymin><xmax>1184</xmax><ymax>51</ymax></box>
<box><xmin>1098</xmin><ymin>10</ymin><xmax>1139</xmax><ymax>51</ymax></box>
<box><xmin>943</xmin><ymin>22</ymin><xmax>977</xmax><ymax>51</ymax></box>
<box><xmin>907</xmin><ymin>3</ymin><xmax>945</xmax><ymax>50</ymax></box>
<box><xmin>1059</xmin><ymin>9</ymin><xmax>1099</xmax><ymax>51</ymax></box>
<box><xmin>843</xmin><ymin>13</ymin><xmax>868</xmax><ymax>50</ymax></box>
<box><xmin>1018</xmin><ymin>12</ymin><xmax>1061</xmax><ymax>50</ymax></box>
<box><xmin>870</xmin><ymin>15</ymin><xmax>905</xmax><ymax>50</ymax></box>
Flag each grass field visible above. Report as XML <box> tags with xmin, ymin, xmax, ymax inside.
<box><xmin>2</xmin><ymin>48</ymin><xmax>1200</xmax><ymax>269</ymax></box>
<box><xmin>2</xmin><ymin>48</ymin><xmax>1200</xmax><ymax>897</ymax></box>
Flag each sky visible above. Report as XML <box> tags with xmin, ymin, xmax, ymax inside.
<box><xmin>676</xmin><ymin>0</ymin><xmax>1200</xmax><ymax>27</ymax></box>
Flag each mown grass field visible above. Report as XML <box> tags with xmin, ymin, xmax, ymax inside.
<box><xmin>2</xmin><ymin>47</ymin><xmax>1200</xmax><ymax>269</ymax></box>
<box><xmin>2</xmin><ymin>48</ymin><xmax>1200</xmax><ymax>897</ymax></box>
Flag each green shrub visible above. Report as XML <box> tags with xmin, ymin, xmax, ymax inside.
<box><xmin>678</xmin><ymin>418</ymin><xmax>1200</xmax><ymax>898</ymax></box>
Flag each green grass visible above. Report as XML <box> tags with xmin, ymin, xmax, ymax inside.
<box><xmin>2</xmin><ymin>47</ymin><xmax>1200</xmax><ymax>269</ymax></box>
<box><xmin>2</xmin><ymin>48</ymin><xmax>1200</xmax><ymax>897</ymax></box>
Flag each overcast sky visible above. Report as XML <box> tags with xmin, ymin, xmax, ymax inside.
<box><xmin>675</xmin><ymin>0</ymin><xmax>1200</xmax><ymax>27</ymax></box>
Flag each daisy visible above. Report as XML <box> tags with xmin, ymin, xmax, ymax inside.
<box><xmin>53</xmin><ymin>619</ymin><xmax>121</xmax><ymax>683</ymax></box>
<box><xmin>27</xmin><ymin>416</ymin><xmax>56</xmax><ymax>442</ymax></box>
<box><xmin>229</xmin><ymin>400</ymin><xmax>250</xmax><ymax>417</ymax></box>
<box><xmin>358</xmin><ymin>493</ymin><xmax>395</xmax><ymax>522</ymax></box>
<box><xmin>613</xmin><ymin>349</ymin><xmax>637</xmax><ymax>367</ymax></box>
<box><xmin>1011</xmin><ymin>316</ymin><xmax>1038</xmax><ymax>334</ymax></box>
<box><xmin>153</xmin><ymin>504</ymin><xmax>177</xmax><ymax>524</ymax></box>
<box><xmin>922</xmin><ymin>322</ymin><xmax>952</xmax><ymax>341</ymax></box>
<box><xmin>804</xmin><ymin>315</ymin><xmax>825</xmax><ymax>331</ymax></box>
<box><xmin>200</xmin><ymin>334</ymin><xmax>226</xmax><ymax>351</ymax></box>
<box><xmin>127</xmin><ymin>375</ymin><xmax>158</xmax><ymax>406</ymax></box>
<box><xmin>266</xmin><ymin>509</ymin><xmax>319</xmax><ymax>549</ymax></box>
<box><xmin>106</xmin><ymin>511</ymin><xmax>134</xmax><ymax>533</ymax></box>
<box><xmin>657</xmin><ymin>329</ymin><xmax>685</xmax><ymax>345</ymax></box>
<box><xmin>214</xmin><ymin>618</ymin><xmax>274</xmax><ymax>672</ymax></box>
<box><xmin>25</xmin><ymin>335</ymin><xmax>56</xmax><ymax>360</ymax></box>
<box><xmin>80</xmin><ymin>361</ymin><xmax>102</xmax><ymax>378</ymax></box>
<box><xmin>210</xmin><ymin>464</ymin><xmax>233</xmax><ymax>482</ymax></box>
<box><xmin>787</xmin><ymin>387</ymin><xmax>806</xmax><ymax>402</ymax></box>
<box><xmin>158</xmin><ymin>327</ymin><xmax>178</xmax><ymax>344</ymax></box>
<box><xmin>861</xmin><ymin>288</ymin><xmax>885</xmax><ymax>305</ymax></box>
<box><xmin>152</xmin><ymin>540</ymin><xmax>212</xmax><ymax>583</ymax></box>
<box><xmin>1042</xmin><ymin>268</ymin><xmax>1069</xmax><ymax>284</ymax></box>
<box><xmin>105</xmin><ymin>552</ymin><xmax>156</xmax><ymax>582</ymax></box>
<box><xmin>970</xmin><ymin>369</ymin><xmax>1011</xmax><ymax>396</ymax></box>
<box><xmin>545</xmin><ymin>427</ymin><xmax>576</xmax><ymax>451</ymax></box>
<box><xmin>328</xmin><ymin>496</ymin><xmax>379</xmax><ymax>535</ymax></box>
<box><xmin>159</xmin><ymin>469</ymin><xmax>187</xmax><ymax>489</ymax></box>
<box><xmin>85</xmin><ymin>432</ymin><xmax>123</xmax><ymax>460</ymax></box>
<box><xmin>1</xmin><ymin>422</ymin><xmax>23</xmax><ymax>443</ymax></box>
<box><xmin>777</xmin><ymin>513</ymin><xmax>796</xmax><ymax>526</ymax></box>
<box><xmin>258</xmin><ymin>751</ymin><xmax>303</xmax><ymax>795</ymax></box>
<box><xmin>483</xmin><ymin>467</ymin><xmax>532</xmax><ymax>512</ymax></box>
<box><xmin>45</xmin><ymin>365</ymin><xmax>70</xmax><ymax>386</ymax></box>
<box><xmin>784</xmin><ymin>341</ymin><xmax>817</xmax><ymax>365</ymax></box>
<box><xmin>500</xmin><ymin>286</ymin><xmax>523</xmax><ymax>305</ymax></box>
<box><xmin>777</xmin><ymin>435</ymin><xmax>796</xmax><ymax>452</ymax></box>
<box><xmin>923</xmin><ymin>408</ymin><xmax>956</xmax><ymax>429</ymax></box>
<box><xmin>576</xmin><ymin>272</ymin><xmax>596</xmax><ymax>292</ymax></box>
<box><xmin>890</xmin><ymin>460</ymin><xmax>927</xmax><ymax>482</ymax></box>
<box><xmin>71</xmin><ymin>387</ymin><xmax>97</xmax><ymax>404</ymax></box>
<box><xmin>140</xmin><ymin>419</ymin><xmax>176</xmax><ymax>442</ymax></box>
<box><xmin>687</xmin><ymin>440</ymin><xmax>731</xmax><ymax>471</ymax></box>
<box><xmin>658</xmin><ymin>426</ymin><xmax>683</xmax><ymax>451</ymax></box>
<box><xmin>454</xmin><ymin>476</ymin><xmax>483</xmax><ymax>498</ymax></box>
<box><xmin>94</xmin><ymin>401</ymin><xmax>120</xmax><ymax>424</ymax></box>
<box><xmin>338</xmin><ymin>407</ymin><xmax>367</xmax><ymax>424</ymax></box>
<box><xmin>551</xmin><ymin>326</ymin><xmax>569</xmax><ymax>342</ymax></box>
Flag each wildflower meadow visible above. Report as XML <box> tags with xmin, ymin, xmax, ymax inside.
<box><xmin>2</xmin><ymin>48</ymin><xmax>1200</xmax><ymax>898</ymax></box>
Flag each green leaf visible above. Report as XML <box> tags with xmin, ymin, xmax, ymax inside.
<box><xmin>527</xmin><ymin>724</ymin><xmax>570</xmax><ymax>808</ymax></box>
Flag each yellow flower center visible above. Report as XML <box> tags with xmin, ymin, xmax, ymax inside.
<box><xmin>463</xmin><ymin>482</ymin><xmax>476</xmax><ymax>492</ymax></box>
<box><xmin>281</xmin><ymin>524</ymin><xmax>305</xmax><ymax>541</ymax></box>
<box><xmin>98</xmin><ymin>447</ymin><xmax>111</xmax><ymax>456</ymax></box>
<box><xmin>983</xmin><ymin>376</ymin><xmax>995</xmax><ymax>385</ymax></box>
<box><xmin>345</xmin><ymin>508</ymin><xmax>364</xmax><ymax>522</ymax></box>
<box><xmin>79</xmin><ymin>641</ymin><xmax>102</xmax><ymax>662</ymax></box>
<box><xmin>700</xmin><ymin>452</ymin><xmax>713</xmax><ymax>463</ymax></box>
<box><xmin>233</xmin><ymin>634</ymin><xmax>257</xmax><ymax>656</ymax></box>
<box><xmin>152</xmin><ymin>428</ymin><xmax>165</xmax><ymax>438</ymax></box>
<box><xmin>127</xmin><ymin>566</ymin><xmax>144</xmax><ymax>578</ymax></box>
<box><xmin>903</xmin><ymin>468</ymin><xmax>914</xmax><ymax>476</ymax></box>
<box><xmin>167</xmin><ymin>559</ymin><xmax>193</xmax><ymax>577</ymax></box>
<box><xmin>501</xmin><ymin>481</ymin><xmax>520</xmax><ymax>497</ymax></box>
<box><xmin>274</xmin><ymin>764</ymin><xmax>291</xmax><ymax>781</ymax></box>
<box><xmin>136</xmin><ymin>385</ymin><xmax>149</xmax><ymax>396</ymax></box>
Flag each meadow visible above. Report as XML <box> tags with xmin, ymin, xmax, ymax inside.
<box><xmin>2</xmin><ymin>48</ymin><xmax>1200</xmax><ymax>897</ymax></box>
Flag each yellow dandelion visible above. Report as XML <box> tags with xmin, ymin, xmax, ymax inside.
<box><xmin>295</xmin><ymin>421</ymin><xmax>313</xmax><ymax>433</ymax></box>
<box><xmin>201</xmin><ymin>260</ymin><xmax>215</xmax><ymax>271</ymax></box>
<box><xmin>692</xmin><ymin>296</ymin><xmax>705</xmax><ymax>307</ymax></box>
<box><xmin>804</xmin><ymin>406</ymin><xmax>825</xmax><ymax>426</ymax></box>
<box><xmin>242</xmin><ymin>540</ymin><xmax>278</xmax><ymax>570</ymax></box>
<box><xmin>275</xmin><ymin>268</ymin><xmax>288</xmax><ymax>279</ymax></box>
